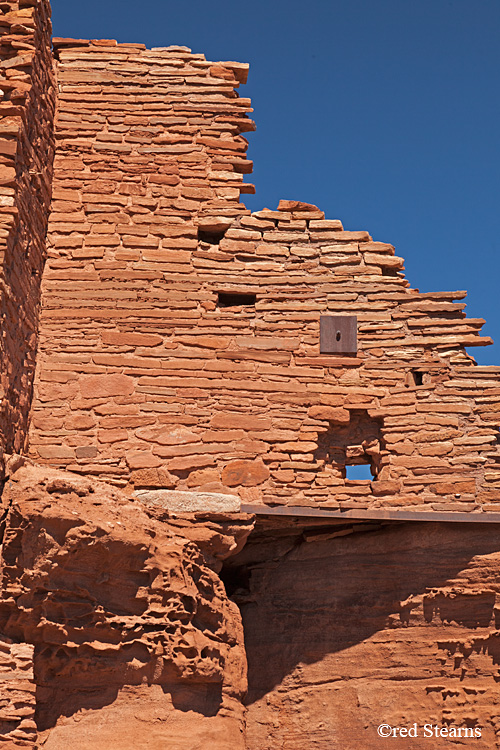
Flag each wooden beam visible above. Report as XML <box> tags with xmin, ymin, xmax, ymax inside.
<box><xmin>241</xmin><ymin>504</ymin><xmax>500</xmax><ymax>524</ymax></box>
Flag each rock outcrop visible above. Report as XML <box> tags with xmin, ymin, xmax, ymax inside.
<box><xmin>228</xmin><ymin>516</ymin><xmax>500</xmax><ymax>749</ymax></box>
<box><xmin>1</xmin><ymin>2</ymin><xmax>500</xmax><ymax>747</ymax></box>
<box><xmin>0</xmin><ymin>460</ymin><xmax>252</xmax><ymax>748</ymax></box>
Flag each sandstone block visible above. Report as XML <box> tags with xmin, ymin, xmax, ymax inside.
<box><xmin>176</xmin><ymin>335</ymin><xmax>229</xmax><ymax>349</ymax></box>
<box><xmin>371</xmin><ymin>480</ymin><xmax>401</xmax><ymax>496</ymax></box>
<box><xmin>130</xmin><ymin>467</ymin><xmax>177</xmax><ymax>488</ymax></box>
<box><xmin>186</xmin><ymin>468</ymin><xmax>221</xmax><ymax>487</ymax></box>
<box><xmin>307</xmin><ymin>406</ymin><xmax>350</xmax><ymax>424</ymax></box>
<box><xmin>125</xmin><ymin>450</ymin><xmax>162</xmax><ymax>469</ymax></box>
<box><xmin>75</xmin><ymin>446</ymin><xmax>99</xmax><ymax>459</ymax></box>
<box><xmin>135</xmin><ymin>425</ymin><xmax>198</xmax><ymax>445</ymax></box>
<box><xmin>167</xmin><ymin>455</ymin><xmax>217</xmax><ymax>471</ymax></box>
<box><xmin>433</xmin><ymin>480</ymin><xmax>476</xmax><ymax>495</ymax></box>
<box><xmin>101</xmin><ymin>332</ymin><xmax>164</xmax><ymax>347</ymax></box>
<box><xmin>64</xmin><ymin>414</ymin><xmax>96</xmax><ymax>430</ymax></box>
<box><xmin>210</xmin><ymin>413</ymin><xmax>272</xmax><ymax>430</ymax></box>
<box><xmin>98</xmin><ymin>428</ymin><xmax>128</xmax><ymax>443</ymax></box>
<box><xmin>134</xmin><ymin>488</ymin><xmax>240</xmax><ymax>513</ymax></box>
<box><xmin>0</xmin><ymin>165</ymin><xmax>20</xmax><ymax>188</ymax></box>
<box><xmin>80</xmin><ymin>374</ymin><xmax>135</xmax><ymax>398</ymax></box>
<box><xmin>221</xmin><ymin>458</ymin><xmax>270</xmax><ymax>487</ymax></box>
<box><xmin>37</xmin><ymin>381</ymin><xmax>79</xmax><ymax>403</ymax></box>
<box><xmin>37</xmin><ymin>445</ymin><xmax>75</xmax><ymax>460</ymax></box>
<box><xmin>309</xmin><ymin>219</ymin><xmax>343</xmax><ymax>230</ymax></box>
<box><xmin>277</xmin><ymin>199</ymin><xmax>322</xmax><ymax>214</ymax></box>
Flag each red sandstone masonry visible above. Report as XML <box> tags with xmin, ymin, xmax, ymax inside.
<box><xmin>26</xmin><ymin>41</ymin><xmax>500</xmax><ymax>513</ymax></box>
<box><xmin>0</xmin><ymin>20</ymin><xmax>499</xmax><ymax>750</ymax></box>
<box><xmin>0</xmin><ymin>0</ymin><xmax>55</xmax><ymax>467</ymax></box>
<box><xmin>0</xmin><ymin>638</ymin><xmax>36</xmax><ymax>748</ymax></box>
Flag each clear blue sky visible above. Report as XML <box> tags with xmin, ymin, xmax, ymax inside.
<box><xmin>50</xmin><ymin>0</ymin><xmax>500</xmax><ymax>365</ymax></box>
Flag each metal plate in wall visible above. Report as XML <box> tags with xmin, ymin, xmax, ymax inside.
<box><xmin>320</xmin><ymin>315</ymin><xmax>357</xmax><ymax>354</ymax></box>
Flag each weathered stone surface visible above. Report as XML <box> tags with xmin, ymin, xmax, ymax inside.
<box><xmin>0</xmin><ymin>638</ymin><xmax>36</xmax><ymax>748</ymax></box>
<box><xmin>221</xmin><ymin>459</ymin><xmax>270</xmax><ymax>487</ymax></box>
<box><xmin>125</xmin><ymin>449</ymin><xmax>162</xmax><ymax>470</ymax></box>
<box><xmin>1</xmin><ymin>8</ymin><xmax>500</xmax><ymax>748</ymax></box>
<box><xmin>0</xmin><ymin>462</ymin><xmax>252</xmax><ymax>748</ymax></box>
<box><xmin>277</xmin><ymin>199</ymin><xmax>323</xmax><ymax>214</ymax></box>
<box><xmin>0</xmin><ymin>0</ymin><xmax>55</xmax><ymax>469</ymax></box>
<box><xmin>25</xmin><ymin>34</ymin><xmax>500</xmax><ymax>510</ymax></box>
<box><xmin>227</xmin><ymin>518</ymin><xmax>500</xmax><ymax>749</ymax></box>
<box><xmin>79</xmin><ymin>373</ymin><xmax>135</xmax><ymax>399</ymax></box>
<box><xmin>308</xmin><ymin>405</ymin><xmax>351</xmax><ymax>423</ymax></box>
<box><xmin>130</xmin><ymin>466</ymin><xmax>177</xmax><ymax>488</ymax></box>
<box><xmin>134</xmin><ymin>488</ymin><xmax>241</xmax><ymax>513</ymax></box>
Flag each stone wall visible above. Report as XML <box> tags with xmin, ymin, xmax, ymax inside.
<box><xmin>0</xmin><ymin>12</ymin><xmax>500</xmax><ymax>750</ymax></box>
<box><xmin>0</xmin><ymin>638</ymin><xmax>36</xmax><ymax>748</ymax></box>
<box><xmin>0</xmin><ymin>0</ymin><xmax>55</xmax><ymax>467</ymax></box>
<box><xmin>25</xmin><ymin>40</ymin><xmax>500</xmax><ymax>513</ymax></box>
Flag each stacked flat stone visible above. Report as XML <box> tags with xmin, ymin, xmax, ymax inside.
<box><xmin>24</xmin><ymin>38</ymin><xmax>500</xmax><ymax>513</ymax></box>
<box><xmin>1</xmin><ymin>14</ymin><xmax>500</xmax><ymax>750</ymax></box>
<box><xmin>0</xmin><ymin>0</ymin><xmax>55</xmax><ymax>462</ymax></box>
<box><xmin>0</xmin><ymin>639</ymin><xmax>36</xmax><ymax>747</ymax></box>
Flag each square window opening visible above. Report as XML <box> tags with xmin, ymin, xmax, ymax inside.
<box><xmin>198</xmin><ymin>229</ymin><xmax>226</xmax><ymax>245</ymax></box>
<box><xmin>412</xmin><ymin>370</ymin><xmax>424</xmax><ymax>386</ymax></box>
<box><xmin>345</xmin><ymin>463</ymin><xmax>375</xmax><ymax>481</ymax></box>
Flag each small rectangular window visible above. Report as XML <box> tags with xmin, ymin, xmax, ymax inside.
<box><xmin>412</xmin><ymin>370</ymin><xmax>424</xmax><ymax>386</ymax></box>
<box><xmin>345</xmin><ymin>464</ymin><xmax>373</xmax><ymax>481</ymax></box>
<box><xmin>199</xmin><ymin>229</ymin><xmax>226</xmax><ymax>244</ymax></box>
<box><xmin>218</xmin><ymin>292</ymin><xmax>256</xmax><ymax>308</ymax></box>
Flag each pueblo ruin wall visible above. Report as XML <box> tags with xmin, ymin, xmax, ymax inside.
<box><xmin>2</xmin><ymin>1</ymin><xmax>500</xmax><ymax>748</ymax></box>
<box><xmin>23</xmin><ymin>38</ymin><xmax>500</xmax><ymax>515</ymax></box>
<box><xmin>0</xmin><ymin>0</ymin><xmax>54</xmax><ymax>462</ymax></box>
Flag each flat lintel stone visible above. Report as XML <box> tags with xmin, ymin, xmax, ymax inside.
<box><xmin>134</xmin><ymin>489</ymin><xmax>241</xmax><ymax>513</ymax></box>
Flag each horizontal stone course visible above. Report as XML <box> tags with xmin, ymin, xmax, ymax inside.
<box><xmin>0</xmin><ymin>0</ymin><xmax>55</xmax><ymax>470</ymax></box>
<box><xmin>18</xmin><ymin>34</ymin><xmax>500</xmax><ymax>516</ymax></box>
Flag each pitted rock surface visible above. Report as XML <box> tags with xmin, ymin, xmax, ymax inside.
<box><xmin>0</xmin><ymin>463</ymin><xmax>253</xmax><ymax>748</ymax></box>
<box><xmin>1</xmin><ymin>0</ymin><xmax>500</xmax><ymax>747</ymax></box>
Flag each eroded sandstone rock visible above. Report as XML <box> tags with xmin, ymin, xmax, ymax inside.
<box><xmin>0</xmin><ymin>462</ymin><xmax>253</xmax><ymax>748</ymax></box>
<box><xmin>228</xmin><ymin>518</ymin><xmax>500</xmax><ymax>749</ymax></box>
